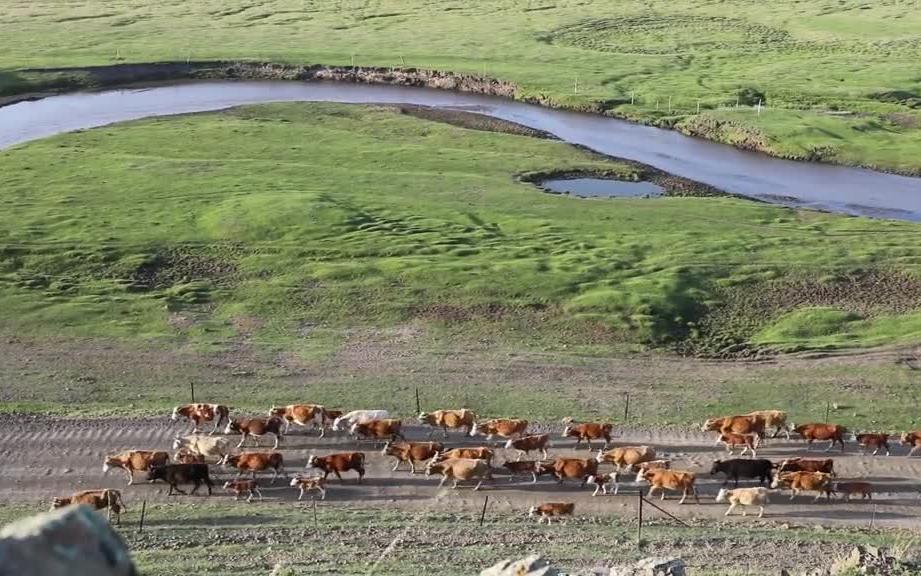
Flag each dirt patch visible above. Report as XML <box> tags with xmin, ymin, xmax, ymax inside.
<box><xmin>518</xmin><ymin>165</ymin><xmax>729</xmax><ymax>199</ymax></box>
<box><xmin>129</xmin><ymin>245</ymin><xmax>240</xmax><ymax>290</ymax></box>
<box><xmin>392</xmin><ymin>105</ymin><xmax>554</xmax><ymax>139</ymax></box>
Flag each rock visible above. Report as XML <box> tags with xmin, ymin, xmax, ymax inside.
<box><xmin>610</xmin><ymin>557</ymin><xmax>686</xmax><ymax>576</ymax></box>
<box><xmin>0</xmin><ymin>505</ymin><xmax>136</xmax><ymax>576</ymax></box>
<box><xmin>480</xmin><ymin>555</ymin><xmax>561</xmax><ymax>576</ymax></box>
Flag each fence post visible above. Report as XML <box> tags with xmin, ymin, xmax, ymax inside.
<box><xmin>313</xmin><ymin>499</ymin><xmax>319</xmax><ymax>532</ymax></box>
<box><xmin>824</xmin><ymin>402</ymin><xmax>830</xmax><ymax>423</ymax></box>
<box><xmin>668</xmin><ymin>96</ymin><xmax>672</xmax><ymax>114</ymax></box>
<box><xmin>623</xmin><ymin>393</ymin><xmax>630</xmax><ymax>422</ymax></box>
<box><xmin>190</xmin><ymin>381</ymin><xmax>195</xmax><ymax>404</ymax></box>
<box><xmin>137</xmin><ymin>500</ymin><xmax>147</xmax><ymax>533</ymax></box>
<box><xmin>697</xmin><ymin>99</ymin><xmax>701</xmax><ymax>114</ymax></box>
<box><xmin>631</xmin><ymin>91</ymin><xmax>635</xmax><ymax>105</ymax></box>
<box><xmin>636</xmin><ymin>491</ymin><xmax>643</xmax><ymax>547</ymax></box>
<box><xmin>415</xmin><ymin>387</ymin><xmax>421</xmax><ymax>415</ymax></box>
<box><xmin>479</xmin><ymin>495</ymin><xmax>490</xmax><ymax>526</ymax></box>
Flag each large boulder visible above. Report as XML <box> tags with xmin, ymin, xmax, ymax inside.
<box><xmin>610</xmin><ymin>557</ymin><xmax>687</xmax><ymax>576</ymax></box>
<box><xmin>480</xmin><ymin>555</ymin><xmax>561</xmax><ymax>576</ymax></box>
<box><xmin>0</xmin><ymin>505</ymin><xmax>136</xmax><ymax>576</ymax></box>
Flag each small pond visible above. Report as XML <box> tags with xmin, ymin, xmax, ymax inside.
<box><xmin>540</xmin><ymin>178</ymin><xmax>665</xmax><ymax>198</ymax></box>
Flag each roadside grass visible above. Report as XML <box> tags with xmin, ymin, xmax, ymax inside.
<box><xmin>3</xmin><ymin>1</ymin><xmax>921</xmax><ymax>172</ymax></box>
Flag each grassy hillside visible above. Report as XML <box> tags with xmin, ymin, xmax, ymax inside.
<box><xmin>3</xmin><ymin>1</ymin><xmax>921</xmax><ymax>172</ymax></box>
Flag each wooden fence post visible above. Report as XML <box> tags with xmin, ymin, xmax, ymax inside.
<box><xmin>415</xmin><ymin>387</ymin><xmax>421</xmax><ymax>415</ymax></box>
<box><xmin>479</xmin><ymin>495</ymin><xmax>490</xmax><ymax>526</ymax></box>
<box><xmin>623</xmin><ymin>393</ymin><xmax>630</xmax><ymax>422</ymax></box>
<box><xmin>825</xmin><ymin>402</ymin><xmax>830</xmax><ymax>423</ymax></box>
<box><xmin>137</xmin><ymin>500</ymin><xmax>147</xmax><ymax>533</ymax></box>
<box><xmin>636</xmin><ymin>491</ymin><xmax>643</xmax><ymax>547</ymax></box>
<box><xmin>190</xmin><ymin>381</ymin><xmax>195</xmax><ymax>404</ymax></box>
<box><xmin>313</xmin><ymin>499</ymin><xmax>319</xmax><ymax>532</ymax></box>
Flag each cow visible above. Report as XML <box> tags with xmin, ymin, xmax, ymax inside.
<box><xmin>425</xmin><ymin>457</ymin><xmax>492</xmax><ymax>490</ymax></box>
<box><xmin>290</xmin><ymin>475</ymin><xmax>327</xmax><ymax>500</ymax></box>
<box><xmin>833</xmin><ymin>481</ymin><xmax>873</xmax><ymax>502</ymax></box>
<box><xmin>528</xmin><ymin>503</ymin><xmax>574</xmax><ymax>525</ymax></box>
<box><xmin>432</xmin><ymin>447</ymin><xmax>495</xmax><ymax>465</ymax></box>
<box><xmin>502</xmin><ymin>460</ymin><xmax>552</xmax><ymax>484</ymax></box>
<box><xmin>549</xmin><ymin>457</ymin><xmax>598</xmax><ymax>486</ymax></box>
<box><xmin>171</xmin><ymin>403</ymin><xmax>230</xmax><ymax>434</ymax></box>
<box><xmin>418</xmin><ymin>409</ymin><xmax>477</xmax><ymax>437</ymax></box>
<box><xmin>103</xmin><ymin>450</ymin><xmax>170</xmax><ymax>486</ymax></box>
<box><xmin>562</xmin><ymin>421</ymin><xmax>613</xmax><ymax>450</ymax></box>
<box><xmin>223</xmin><ymin>479</ymin><xmax>263</xmax><ymax>502</ymax></box>
<box><xmin>382</xmin><ymin>441</ymin><xmax>444</xmax><ymax>473</ymax></box>
<box><xmin>350</xmin><ymin>419</ymin><xmax>404</xmax><ymax>443</ymax></box>
<box><xmin>638</xmin><ymin>469</ymin><xmax>699</xmax><ymax>504</ymax></box>
<box><xmin>307</xmin><ymin>452</ymin><xmax>365</xmax><ymax>483</ymax></box>
<box><xmin>51</xmin><ymin>489</ymin><xmax>126</xmax><ymax>524</ymax></box>
<box><xmin>172</xmin><ymin>434</ymin><xmax>234</xmax><ymax>463</ymax></box>
<box><xmin>173</xmin><ymin>449</ymin><xmax>206</xmax><ymax>464</ymax></box>
<box><xmin>901</xmin><ymin>432</ymin><xmax>921</xmax><ymax>457</ymax></box>
<box><xmin>771</xmin><ymin>471</ymin><xmax>833</xmax><ymax>501</ymax></box>
<box><xmin>703</xmin><ymin>415</ymin><xmax>765</xmax><ymax>443</ymax></box>
<box><xmin>470</xmin><ymin>418</ymin><xmax>528</xmax><ymax>441</ymax></box>
<box><xmin>716</xmin><ymin>487</ymin><xmax>770</xmax><ymax>518</ymax></box>
<box><xmin>586</xmin><ymin>472</ymin><xmax>620</xmax><ymax>496</ymax></box>
<box><xmin>595</xmin><ymin>446</ymin><xmax>656</xmax><ymax>471</ymax></box>
<box><xmin>792</xmin><ymin>423</ymin><xmax>847</xmax><ymax>452</ymax></box>
<box><xmin>224</xmin><ymin>417</ymin><xmax>285</xmax><ymax>449</ymax></box>
<box><xmin>331</xmin><ymin>410</ymin><xmax>391</xmax><ymax>432</ymax></box>
<box><xmin>147</xmin><ymin>464</ymin><xmax>213</xmax><ymax>496</ymax></box>
<box><xmin>776</xmin><ymin>457</ymin><xmax>835</xmax><ymax>475</ymax></box>
<box><xmin>710</xmin><ymin>459</ymin><xmax>774</xmax><ymax>488</ymax></box>
<box><xmin>223</xmin><ymin>452</ymin><xmax>286</xmax><ymax>483</ymax></box>
<box><xmin>718</xmin><ymin>433</ymin><xmax>759</xmax><ymax>458</ymax></box>
<box><xmin>746</xmin><ymin>410</ymin><xmax>791</xmax><ymax>439</ymax></box>
<box><xmin>505</xmin><ymin>434</ymin><xmax>550</xmax><ymax>461</ymax></box>
<box><xmin>633</xmin><ymin>460</ymin><xmax>672</xmax><ymax>475</ymax></box>
<box><xmin>269</xmin><ymin>404</ymin><xmax>328</xmax><ymax>436</ymax></box>
<box><xmin>855</xmin><ymin>432</ymin><xmax>891</xmax><ymax>456</ymax></box>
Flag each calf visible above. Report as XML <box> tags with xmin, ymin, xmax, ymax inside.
<box><xmin>173</xmin><ymin>449</ymin><xmax>206</xmax><ymax>464</ymax></box>
<box><xmin>901</xmin><ymin>431</ymin><xmax>921</xmax><ymax>457</ymax></box>
<box><xmin>331</xmin><ymin>410</ymin><xmax>390</xmax><ymax>432</ymax></box>
<box><xmin>51</xmin><ymin>489</ymin><xmax>126</xmax><ymax>524</ymax></box>
<box><xmin>172</xmin><ymin>434</ymin><xmax>233</xmax><ymax>463</ymax></box>
<box><xmin>596</xmin><ymin>446</ymin><xmax>656</xmax><ymax>470</ymax></box>
<box><xmin>793</xmin><ymin>423</ymin><xmax>847</xmax><ymax>452</ymax></box>
<box><xmin>718</xmin><ymin>433</ymin><xmax>759</xmax><ymax>458</ymax></box>
<box><xmin>716</xmin><ymin>487</ymin><xmax>770</xmax><ymax>518</ymax></box>
<box><xmin>502</xmin><ymin>460</ymin><xmax>552</xmax><ymax>484</ymax></box>
<box><xmin>351</xmin><ymin>418</ymin><xmax>404</xmax><ymax>442</ymax></box>
<box><xmin>418</xmin><ymin>409</ymin><xmax>477</xmax><ymax>437</ymax></box>
<box><xmin>171</xmin><ymin>403</ymin><xmax>230</xmax><ymax>434</ymax></box>
<box><xmin>224</xmin><ymin>417</ymin><xmax>285</xmax><ymax>449</ymax></box>
<box><xmin>855</xmin><ymin>432</ymin><xmax>891</xmax><ymax>456</ymax></box>
<box><xmin>147</xmin><ymin>464</ymin><xmax>213</xmax><ymax>496</ymax></box>
<box><xmin>710</xmin><ymin>459</ymin><xmax>774</xmax><ymax>488</ymax></box>
<box><xmin>269</xmin><ymin>404</ymin><xmax>327</xmax><ymax>436</ymax></box>
<box><xmin>425</xmin><ymin>457</ymin><xmax>492</xmax><ymax>490</ymax></box>
<box><xmin>505</xmin><ymin>434</ymin><xmax>549</xmax><ymax>461</ymax></box>
<box><xmin>586</xmin><ymin>472</ymin><xmax>619</xmax><ymax>496</ymax></box>
<box><xmin>833</xmin><ymin>481</ymin><xmax>873</xmax><ymax>502</ymax></box>
<box><xmin>382</xmin><ymin>441</ymin><xmax>444</xmax><ymax>473</ymax></box>
<box><xmin>290</xmin><ymin>475</ymin><xmax>327</xmax><ymax>500</ymax></box>
<box><xmin>432</xmin><ymin>447</ymin><xmax>495</xmax><ymax>465</ymax></box>
<box><xmin>103</xmin><ymin>450</ymin><xmax>170</xmax><ymax>486</ymax></box>
<box><xmin>771</xmin><ymin>471</ymin><xmax>833</xmax><ymax>501</ymax></box>
<box><xmin>307</xmin><ymin>452</ymin><xmax>365</xmax><ymax>483</ymax></box>
<box><xmin>562</xmin><ymin>421</ymin><xmax>613</xmax><ymax>450</ymax></box>
<box><xmin>470</xmin><ymin>418</ymin><xmax>528</xmax><ymax>441</ymax></box>
<box><xmin>223</xmin><ymin>452</ymin><xmax>286</xmax><ymax>483</ymax></box>
<box><xmin>528</xmin><ymin>502</ymin><xmax>574</xmax><ymax>525</ymax></box>
<box><xmin>550</xmin><ymin>457</ymin><xmax>598</xmax><ymax>486</ymax></box>
<box><xmin>776</xmin><ymin>457</ymin><xmax>835</xmax><ymax>475</ymax></box>
<box><xmin>223</xmin><ymin>479</ymin><xmax>263</xmax><ymax>502</ymax></box>
<box><xmin>639</xmin><ymin>469</ymin><xmax>699</xmax><ymax>504</ymax></box>
<box><xmin>746</xmin><ymin>410</ymin><xmax>791</xmax><ymax>439</ymax></box>
<box><xmin>633</xmin><ymin>460</ymin><xmax>672</xmax><ymax>475</ymax></box>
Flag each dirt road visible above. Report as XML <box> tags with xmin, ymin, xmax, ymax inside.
<box><xmin>1</xmin><ymin>414</ymin><xmax>919</xmax><ymax>529</ymax></box>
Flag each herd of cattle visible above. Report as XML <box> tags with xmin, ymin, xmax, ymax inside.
<box><xmin>52</xmin><ymin>404</ymin><xmax>921</xmax><ymax>525</ymax></box>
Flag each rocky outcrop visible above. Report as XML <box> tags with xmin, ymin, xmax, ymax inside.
<box><xmin>480</xmin><ymin>555</ymin><xmax>560</xmax><ymax>576</ymax></box>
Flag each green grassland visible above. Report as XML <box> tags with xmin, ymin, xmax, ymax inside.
<box><xmin>3</xmin><ymin>1</ymin><xmax>921</xmax><ymax>172</ymax></box>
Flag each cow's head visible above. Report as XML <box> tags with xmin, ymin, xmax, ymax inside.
<box><xmin>585</xmin><ymin>474</ymin><xmax>600</xmax><ymax>486</ymax></box>
<box><xmin>170</xmin><ymin>406</ymin><xmax>183</xmax><ymax>421</ymax></box>
<box><xmin>147</xmin><ymin>465</ymin><xmax>167</xmax><ymax>482</ymax></box>
<box><xmin>331</xmin><ymin>416</ymin><xmax>347</xmax><ymax>432</ymax></box>
<box><xmin>562</xmin><ymin>425</ymin><xmax>574</xmax><ymax>438</ymax></box>
<box><xmin>381</xmin><ymin>441</ymin><xmax>398</xmax><ymax>456</ymax></box>
<box><xmin>770</xmin><ymin>473</ymin><xmax>790</xmax><ymax>489</ymax></box>
<box><xmin>594</xmin><ymin>449</ymin><xmax>607</xmax><ymax>464</ymax></box>
<box><xmin>527</xmin><ymin>506</ymin><xmax>538</xmax><ymax>518</ymax></box>
<box><xmin>306</xmin><ymin>454</ymin><xmax>320</xmax><ymax>469</ymax></box>
<box><xmin>635</xmin><ymin>469</ymin><xmax>651</xmax><ymax>484</ymax></box>
<box><xmin>709</xmin><ymin>460</ymin><xmax>723</xmax><ymax>475</ymax></box>
<box><xmin>469</xmin><ymin>422</ymin><xmax>488</xmax><ymax>437</ymax></box>
<box><xmin>424</xmin><ymin>459</ymin><xmax>444</xmax><ymax>476</ymax></box>
<box><xmin>901</xmin><ymin>432</ymin><xmax>913</xmax><ymax>444</ymax></box>
<box><xmin>418</xmin><ymin>412</ymin><xmax>433</xmax><ymax>425</ymax></box>
<box><xmin>701</xmin><ymin>417</ymin><xmax>723</xmax><ymax>432</ymax></box>
<box><xmin>222</xmin><ymin>480</ymin><xmax>235</xmax><ymax>490</ymax></box>
<box><xmin>223</xmin><ymin>420</ymin><xmax>240</xmax><ymax>435</ymax></box>
<box><xmin>715</xmin><ymin>488</ymin><xmax>729</xmax><ymax>503</ymax></box>
<box><xmin>289</xmin><ymin>477</ymin><xmax>301</xmax><ymax>488</ymax></box>
<box><xmin>221</xmin><ymin>455</ymin><xmax>240</xmax><ymax>468</ymax></box>
<box><xmin>102</xmin><ymin>456</ymin><xmax>118</xmax><ymax>474</ymax></box>
<box><xmin>170</xmin><ymin>436</ymin><xmax>184</xmax><ymax>450</ymax></box>
<box><xmin>269</xmin><ymin>407</ymin><xmax>285</xmax><ymax>418</ymax></box>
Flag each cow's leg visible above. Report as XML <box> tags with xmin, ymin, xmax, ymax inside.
<box><xmin>271</xmin><ymin>468</ymin><xmax>279</xmax><ymax>484</ymax></box>
<box><xmin>452</xmin><ymin>479</ymin><xmax>459</xmax><ymax>489</ymax></box>
<box><xmin>438</xmin><ymin>475</ymin><xmax>447</xmax><ymax>488</ymax></box>
<box><xmin>678</xmin><ymin>489</ymin><xmax>687</xmax><ymax>505</ymax></box>
<box><xmin>298</xmin><ymin>487</ymin><xmax>305</xmax><ymax>501</ymax></box>
<box><xmin>473</xmin><ymin>480</ymin><xmax>483</xmax><ymax>491</ymax></box>
<box><xmin>190</xmin><ymin>479</ymin><xmax>201</xmax><ymax>495</ymax></box>
<box><xmin>318</xmin><ymin>486</ymin><xmax>327</xmax><ymax>500</ymax></box>
<box><xmin>406</xmin><ymin>460</ymin><xmax>414</xmax><ymax>474</ymax></box>
<box><xmin>806</xmin><ymin>439</ymin><xmax>812</xmax><ymax>452</ymax></box>
<box><xmin>237</xmin><ymin>434</ymin><xmax>247</xmax><ymax>448</ymax></box>
<box><xmin>790</xmin><ymin>488</ymin><xmax>798</xmax><ymax>501</ymax></box>
<box><xmin>824</xmin><ymin>439</ymin><xmax>833</xmax><ymax>452</ymax></box>
<box><xmin>126</xmin><ymin>469</ymin><xmax>134</xmax><ymax>486</ymax></box>
<box><xmin>884</xmin><ymin>443</ymin><xmax>891</xmax><ymax>456</ymax></box>
<box><xmin>585</xmin><ymin>438</ymin><xmax>592</xmax><ymax>451</ymax></box>
<box><xmin>531</xmin><ymin>472</ymin><xmax>538</xmax><ymax>484</ymax></box>
<box><xmin>646</xmin><ymin>486</ymin><xmax>657</xmax><ymax>500</ymax></box>
<box><xmin>541</xmin><ymin>448</ymin><xmax>548</xmax><ymax>460</ymax></box>
<box><xmin>725</xmin><ymin>502</ymin><xmax>737</xmax><ymax>516</ymax></box>
<box><xmin>171</xmin><ymin>483</ymin><xmax>186</xmax><ymax>496</ymax></box>
<box><xmin>911</xmin><ymin>445</ymin><xmax>921</xmax><ymax>457</ymax></box>
<box><xmin>516</xmin><ymin>451</ymin><xmax>524</xmax><ymax>462</ymax></box>
<box><xmin>592</xmin><ymin>484</ymin><xmax>601</xmax><ymax>497</ymax></box>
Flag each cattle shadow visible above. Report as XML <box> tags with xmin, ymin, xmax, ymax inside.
<box><xmin>778</xmin><ymin>508</ymin><xmax>914</xmax><ymax>521</ymax></box>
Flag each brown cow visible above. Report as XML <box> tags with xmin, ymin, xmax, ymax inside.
<box><xmin>639</xmin><ymin>469</ymin><xmax>699</xmax><ymax>504</ymax></box>
<box><xmin>307</xmin><ymin>452</ymin><xmax>366</xmax><ymax>483</ymax></box>
<box><xmin>586</xmin><ymin>472</ymin><xmax>620</xmax><ymax>496</ymax></box>
<box><xmin>746</xmin><ymin>410</ymin><xmax>791</xmax><ymax>439</ymax></box>
<box><xmin>223</xmin><ymin>452</ymin><xmax>286</xmax><ymax>483</ymax></box>
<box><xmin>502</xmin><ymin>460</ymin><xmax>553</xmax><ymax>484</ymax></box>
<box><xmin>776</xmin><ymin>457</ymin><xmax>835</xmax><ymax>475</ymax></box>
<box><xmin>470</xmin><ymin>418</ymin><xmax>528</xmax><ymax>440</ymax></box>
<box><xmin>382</xmin><ymin>441</ymin><xmax>444</xmax><ymax>473</ymax></box>
<box><xmin>855</xmin><ymin>432</ymin><xmax>891</xmax><ymax>456</ymax></box>
<box><xmin>103</xmin><ymin>450</ymin><xmax>170</xmax><ymax>486</ymax></box>
<box><xmin>269</xmin><ymin>404</ymin><xmax>328</xmax><ymax>436</ymax></box>
<box><xmin>173</xmin><ymin>449</ymin><xmax>206</xmax><ymax>464</ymax></box>
<box><xmin>505</xmin><ymin>434</ymin><xmax>549</xmax><ymax>461</ymax></box>
<box><xmin>432</xmin><ymin>446</ymin><xmax>495</xmax><ymax>464</ymax></box>
<box><xmin>425</xmin><ymin>457</ymin><xmax>492</xmax><ymax>490</ymax></box>
<box><xmin>793</xmin><ymin>423</ymin><xmax>847</xmax><ymax>452</ymax></box>
<box><xmin>632</xmin><ymin>460</ymin><xmax>672</xmax><ymax>477</ymax></box>
<box><xmin>833</xmin><ymin>481</ymin><xmax>873</xmax><ymax>502</ymax></box>
<box><xmin>171</xmin><ymin>403</ymin><xmax>230</xmax><ymax>434</ymax></box>
<box><xmin>595</xmin><ymin>446</ymin><xmax>656</xmax><ymax>470</ymax></box>
<box><xmin>224</xmin><ymin>417</ymin><xmax>285</xmax><ymax>449</ymax></box>
<box><xmin>351</xmin><ymin>419</ymin><xmax>404</xmax><ymax>442</ymax></box>
<box><xmin>550</xmin><ymin>457</ymin><xmax>598</xmax><ymax>486</ymax></box>
<box><xmin>718</xmin><ymin>433</ymin><xmax>759</xmax><ymax>458</ymax></box>
<box><xmin>703</xmin><ymin>415</ymin><xmax>765</xmax><ymax>443</ymax></box>
<box><xmin>771</xmin><ymin>471</ymin><xmax>833</xmax><ymax>501</ymax></box>
<box><xmin>528</xmin><ymin>502</ymin><xmax>574</xmax><ymax>525</ymax></box>
<box><xmin>290</xmin><ymin>475</ymin><xmax>327</xmax><ymax>500</ymax></box>
<box><xmin>901</xmin><ymin>432</ymin><xmax>921</xmax><ymax>457</ymax></box>
<box><xmin>223</xmin><ymin>479</ymin><xmax>263</xmax><ymax>502</ymax></box>
<box><xmin>51</xmin><ymin>489</ymin><xmax>126</xmax><ymax>524</ymax></box>
<box><xmin>562</xmin><ymin>421</ymin><xmax>613</xmax><ymax>450</ymax></box>
<box><xmin>418</xmin><ymin>409</ymin><xmax>477</xmax><ymax>437</ymax></box>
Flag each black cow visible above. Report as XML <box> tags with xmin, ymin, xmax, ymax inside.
<box><xmin>710</xmin><ymin>458</ymin><xmax>774</xmax><ymax>488</ymax></box>
<box><xmin>148</xmin><ymin>463</ymin><xmax>213</xmax><ymax>496</ymax></box>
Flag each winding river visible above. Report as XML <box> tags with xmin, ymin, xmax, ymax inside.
<box><xmin>1</xmin><ymin>80</ymin><xmax>921</xmax><ymax>221</ymax></box>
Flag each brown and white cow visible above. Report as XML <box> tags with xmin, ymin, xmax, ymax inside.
<box><xmin>269</xmin><ymin>404</ymin><xmax>328</xmax><ymax>436</ymax></box>
<box><xmin>290</xmin><ymin>475</ymin><xmax>327</xmax><ymax>500</ymax></box>
<box><xmin>307</xmin><ymin>452</ymin><xmax>366</xmax><ymax>483</ymax></box>
<box><xmin>855</xmin><ymin>432</ymin><xmax>891</xmax><ymax>456</ymax></box>
<box><xmin>432</xmin><ymin>446</ymin><xmax>495</xmax><ymax>465</ymax></box>
<box><xmin>638</xmin><ymin>469</ymin><xmax>699</xmax><ymax>504</ymax></box>
<box><xmin>172</xmin><ymin>434</ymin><xmax>234</xmax><ymax>463</ymax></box>
<box><xmin>633</xmin><ymin>460</ymin><xmax>672</xmax><ymax>475</ymax></box>
<box><xmin>549</xmin><ymin>457</ymin><xmax>598</xmax><ymax>486</ymax></box>
<box><xmin>351</xmin><ymin>419</ymin><xmax>404</xmax><ymax>443</ymax></box>
<box><xmin>703</xmin><ymin>415</ymin><xmax>765</xmax><ymax>443</ymax></box>
<box><xmin>528</xmin><ymin>502</ymin><xmax>574</xmax><ymax>525</ymax></box>
<box><xmin>505</xmin><ymin>434</ymin><xmax>550</xmax><ymax>461</ymax></box>
<box><xmin>502</xmin><ymin>460</ymin><xmax>553</xmax><ymax>484</ymax></box>
<box><xmin>792</xmin><ymin>423</ymin><xmax>847</xmax><ymax>452</ymax></box>
<box><xmin>51</xmin><ymin>489</ymin><xmax>127</xmax><ymax>524</ymax></box>
<box><xmin>171</xmin><ymin>403</ymin><xmax>230</xmax><ymax>434</ymax></box>
<box><xmin>382</xmin><ymin>441</ymin><xmax>444</xmax><ymax>473</ymax></box>
<box><xmin>901</xmin><ymin>432</ymin><xmax>921</xmax><ymax>457</ymax></box>
<box><xmin>222</xmin><ymin>452</ymin><xmax>286</xmax><ymax>483</ymax></box>
<box><xmin>470</xmin><ymin>418</ymin><xmax>528</xmax><ymax>441</ymax></box>
<box><xmin>776</xmin><ymin>457</ymin><xmax>835</xmax><ymax>475</ymax></box>
<box><xmin>586</xmin><ymin>472</ymin><xmax>620</xmax><ymax>496</ymax></box>
<box><xmin>418</xmin><ymin>409</ymin><xmax>477</xmax><ymax>437</ymax></box>
<box><xmin>103</xmin><ymin>450</ymin><xmax>170</xmax><ymax>485</ymax></box>
<box><xmin>223</xmin><ymin>479</ymin><xmax>263</xmax><ymax>502</ymax></box>
<box><xmin>595</xmin><ymin>446</ymin><xmax>656</xmax><ymax>471</ymax></box>
<box><xmin>718</xmin><ymin>433</ymin><xmax>759</xmax><ymax>458</ymax></box>
<box><xmin>771</xmin><ymin>471</ymin><xmax>833</xmax><ymax>501</ymax></box>
<box><xmin>173</xmin><ymin>449</ymin><xmax>206</xmax><ymax>464</ymax></box>
<box><xmin>425</xmin><ymin>457</ymin><xmax>492</xmax><ymax>490</ymax></box>
<box><xmin>562</xmin><ymin>421</ymin><xmax>613</xmax><ymax>450</ymax></box>
<box><xmin>746</xmin><ymin>410</ymin><xmax>791</xmax><ymax>439</ymax></box>
<box><xmin>224</xmin><ymin>417</ymin><xmax>285</xmax><ymax>449</ymax></box>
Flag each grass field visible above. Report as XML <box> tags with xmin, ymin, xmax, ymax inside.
<box><xmin>3</xmin><ymin>1</ymin><xmax>921</xmax><ymax>173</ymax></box>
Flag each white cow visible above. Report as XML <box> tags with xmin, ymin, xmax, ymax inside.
<box><xmin>331</xmin><ymin>410</ymin><xmax>391</xmax><ymax>432</ymax></box>
<box><xmin>172</xmin><ymin>434</ymin><xmax>234</xmax><ymax>463</ymax></box>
